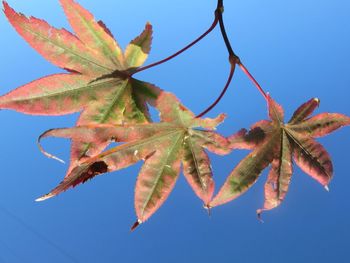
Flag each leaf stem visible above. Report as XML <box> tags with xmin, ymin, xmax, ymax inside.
<box><xmin>219</xmin><ymin>0</ymin><xmax>267</xmax><ymax>101</ymax></box>
<box><xmin>196</xmin><ymin>0</ymin><xmax>267</xmax><ymax>117</ymax></box>
<box><xmin>196</xmin><ymin>0</ymin><xmax>239</xmax><ymax>118</ymax></box>
<box><xmin>132</xmin><ymin>0</ymin><xmax>267</xmax><ymax>118</ymax></box>
<box><xmin>238</xmin><ymin>62</ymin><xmax>267</xmax><ymax>100</ymax></box>
<box><xmin>132</xmin><ymin>10</ymin><xmax>220</xmax><ymax>75</ymax></box>
<box><xmin>217</xmin><ymin>0</ymin><xmax>238</xmax><ymax>60</ymax></box>
<box><xmin>196</xmin><ymin>63</ymin><xmax>235</xmax><ymax>118</ymax></box>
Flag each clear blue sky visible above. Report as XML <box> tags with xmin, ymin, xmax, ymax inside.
<box><xmin>0</xmin><ymin>0</ymin><xmax>349</xmax><ymax>262</ymax></box>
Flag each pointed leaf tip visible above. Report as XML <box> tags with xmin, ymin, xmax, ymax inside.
<box><xmin>145</xmin><ymin>22</ymin><xmax>152</xmax><ymax>30</ymax></box>
<box><xmin>124</xmin><ymin>22</ymin><xmax>153</xmax><ymax>67</ymax></box>
<box><xmin>197</xmin><ymin>113</ymin><xmax>227</xmax><ymax>130</ymax></box>
<box><xmin>130</xmin><ymin>219</ymin><xmax>142</xmax><ymax>232</ymax></box>
<box><xmin>204</xmin><ymin>204</ymin><xmax>212</xmax><ymax>217</ymax></box>
<box><xmin>35</xmin><ymin>193</ymin><xmax>54</xmax><ymax>202</ymax></box>
<box><xmin>212</xmin><ymin>113</ymin><xmax>227</xmax><ymax>126</ymax></box>
<box><xmin>267</xmin><ymin>94</ymin><xmax>284</xmax><ymax>123</ymax></box>
<box><xmin>256</xmin><ymin>209</ymin><xmax>265</xmax><ymax>223</ymax></box>
<box><xmin>3</xmin><ymin>1</ymin><xmax>10</xmax><ymax>13</ymax></box>
<box><xmin>289</xmin><ymin>97</ymin><xmax>321</xmax><ymax>124</ymax></box>
<box><xmin>59</xmin><ymin>0</ymin><xmax>124</xmax><ymax>69</ymax></box>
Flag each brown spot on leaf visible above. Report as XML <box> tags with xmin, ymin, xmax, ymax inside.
<box><xmin>89</xmin><ymin>161</ymin><xmax>108</xmax><ymax>174</ymax></box>
<box><xmin>73</xmin><ymin>161</ymin><xmax>108</xmax><ymax>187</ymax></box>
<box><xmin>246</xmin><ymin>127</ymin><xmax>266</xmax><ymax>145</ymax></box>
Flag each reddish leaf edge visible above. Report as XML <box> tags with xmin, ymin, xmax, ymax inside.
<box><xmin>3</xmin><ymin>0</ymin><xmax>349</xmax><ymax>229</ymax></box>
<box><xmin>210</xmin><ymin>96</ymin><xmax>350</xmax><ymax>222</ymax></box>
<box><xmin>34</xmin><ymin>90</ymin><xmax>350</xmax><ymax>230</ymax></box>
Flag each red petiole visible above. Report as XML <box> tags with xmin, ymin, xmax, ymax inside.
<box><xmin>133</xmin><ymin>0</ymin><xmax>268</xmax><ymax>117</ymax></box>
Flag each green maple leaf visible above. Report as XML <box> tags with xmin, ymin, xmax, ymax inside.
<box><xmin>210</xmin><ymin>95</ymin><xmax>350</xmax><ymax>217</ymax></box>
<box><xmin>0</xmin><ymin>0</ymin><xmax>160</xmax><ymax>174</ymax></box>
<box><xmin>37</xmin><ymin>92</ymin><xmax>231</xmax><ymax>228</ymax></box>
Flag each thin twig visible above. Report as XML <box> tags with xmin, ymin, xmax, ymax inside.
<box><xmin>196</xmin><ymin>0</ymin><xmax>268</xmax><ymax>117</ymax></box>
<box><xmin>132</xmin><ymin>11</ymin><xmax>220</xmax><ymax>75</ymax></box>
<box><xmin>196</xmin><ymin>0</ymin><xmax>239</xmax><ymax>117</ymax></box>
<box><xmin>216</xmin><ymin>0</ymin><xmax>267</xmax><ymax>102</ymax></box>
<box><xmin>217</xmin><ymin>0</ymin><xmax>237</xmax><ymax>59</ymax></box>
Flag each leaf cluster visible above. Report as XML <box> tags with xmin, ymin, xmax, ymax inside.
<box><xmin>1</xmin><ymin>0</ymin><xmax>349</xmax><ymax>229</ymax></box>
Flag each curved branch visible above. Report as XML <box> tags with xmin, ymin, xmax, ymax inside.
<box><xmin>217</xmin><ymin>0</ymin><xmax>237</xmax><ymax>60</ymax></box>
<box><xmin>196</xmin><ymin>0</ymin><xmax>239</xmax><ymax>118</ymax></box>
<box><xmin>217</xmin><ymin>1</ymin><xmax>267</xmax><ymax>101</ymax></box>
<box><xmin>196</xmin><ymin>0</ymin><xmax>268</xmax><ymax>117</ymax></box>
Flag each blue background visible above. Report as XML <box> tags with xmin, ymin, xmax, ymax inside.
<box><xmin>0</xmin><ymin>0</ymin><xmax>349</xmax><ymax>262</ymax></box>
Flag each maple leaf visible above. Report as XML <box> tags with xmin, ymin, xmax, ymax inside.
<box><xmin>0</xmin><ymin>0</ymin><xmax>161</xmax><ymax>173</ymax></box>
<box><xmin>36</xmin><ymin>92</ymin><xmax>231</xmax><ymax>228</ymax></box>
<box><xmin>210</xmin><ymin>95</ymin><xmax>350</xmax><ymax>217</ymax></box>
